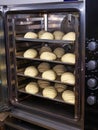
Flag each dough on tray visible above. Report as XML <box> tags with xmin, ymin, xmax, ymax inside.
<box><xmin>62</xmin><ymin>32</ymin><xmax>76</xmax><ymax>41</ymax></box>
<box><xmin>39</xmin><ymin>46</ymin><xmax>52</xmax><ymax>55</ymax></box>
<box><xmin>53</xmin><ymin>64</ymin><xmax>66</xmax><ymax>76</ymax></box>
<box><xmin>62</xmin><ymin>90</ymin><xmax>75</xmax><ymax>104</ymax></box>
<box><xmin>61</xmin><ymin>72</ymin><xmax>75</xmax><ymax>85</ymax></box>
<box><xmin>37</xmin><ymin>80</ymin><xmax>50</xmax><ymax>89</ymax></box>
<box><xmin>38</xmin><ymin>62</ymin><xmax>50</xmax><ymax>73</ymax></box>
<box><xmin>39</xmin><ymin>32</ymin><xmax>54</xmax><ymax>40</ymax></box>
<box><xmin>24</xmin><ymin>32</ymin><xmax>37</xmax><ymax>39</ymax></box>
<box><xmin>53</xmin><ymin>31</ymin><xmax>64</xmax><ymax>40</ymax></box>
<box><xmin>61</xmin><ymin>53</ymin><xmax>75</xmax><ymax>64</ymax></box>
<box><xmin>25</xmin><ymin>82</ymin><xmax>39</xmax><ymax>94</ymax></box>
<box><xmin>38</xmin><ymin>30</ymin><xmax>46</xmax><ymax>38</ymax></box>
<box><xmin>23</xmin><ymin>48</ymin><xmax>37</xmax><ymax>58</ymax></box>
<box><xmin>54</xmin><ymin>83</ymin><xmax>67</xmax><ymax>93</ymax></box>
<box><xmin>42</xmin><ymin>70</ymin><xmax>56</xmax><ymax>81</ymax></box>
<box><xmin>24</xmin><ymin>66</ymin><xmax>38</xmax><ymax>77</ymax></box>
<box><xmin>42</xmin><ymin>86</ymin><xmax>57</xmax><ymax>99</ymax></box>
<box><xmin>40</xmin><ymin>52</ymin><xmax>56</xmax><ymax>61</ymax></box>
<box><xmin>53</xmin><ymin>47</ymin><xmax>65</xmax><ymax>58</ymax></box>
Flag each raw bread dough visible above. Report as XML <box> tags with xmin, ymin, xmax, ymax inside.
<box><xmin>62</xmin><ymin>32</ymin><xmax>75</xmax><ymax>41</ymax></box>
<box><xmin>37</xmin><ymin>80</ymin><xmax>50</xmax><ymax>89</ymax></box>
<box><xmin>38</xmin><ymin>30</ymin><xmax>46</xmax><ymax>38</ymax></box>
<box><xmin>61</xmin><ymin>53</ymin><xmax>75</xmax><ymax>64</ymax></box>
<box><xmin>25</xmin><ymin>82</ymin><xmax>39</xmax><ymax>94</ymax></box>
<box><xmin>23</xmin><ymin>49</ymin><xmax>37</xmax><ymax>58</ymax></box>
<box><xmin>40</xmin><ymin>52</ymin><xmax>56</xmax><ymax>61</ymax></box>
<box><xmin>38</xmin><ymin>62</ymin><xmax>50</xmax><ymax>73</ymax></box>
<box><xmin>42</xmin><ymin>70</ymin><xmax>56</xmax><ymax>81</ymax></box>
<box><xmin>53</xmin><ymin>47</ymin><xmax>65</xmax><ymax>58</ymax></box>
<box><xmin>53</xmin><ymin>31</ymin><xmax>64</xmax><ymax>40</ymax></box>
<box><xmin>61</xmin><ymin>72</ymin><xmax>75</xmax><ymax>85</ymax></box>
<box><xmin>62</xmin><ymin>90</ymin><xmax>75</xmax><ymax>104</ymax></box>
<box><xmin>54</xmin><ymin>83</ymin><xmax>67</xmax><ymax>93</ymax></box>
<box><xmin>39</xmin><ymin>46</ymin><xmax>52</xmax><ymax>55</ymax></box>
<box><xmin>24</xmin><ymin>66</ymin><xmax>38</xmax><ymax>77</ymax></box>
<box><xmin>24</xmin><ymin>32</ymin><xmax>37</xmax><ymax>39</ymax></box>
<box><xmin>53</xmin><ymin>64</ymin><xmax>66</xmax><ymax>76</ymax></box>
<box><xmin>42</xmin><ymin>86</ymin><xmax>57</xmax><ymax>99</ymax></box>
<box><xmin>39</xmin><ymin>32</ymin><xmax>54</xmax><ymax>40</ymax></box>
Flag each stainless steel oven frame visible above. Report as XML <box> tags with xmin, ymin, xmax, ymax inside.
<box><xmin>3</xmin><ymin>1</ymin><xmax>85</xmax><ymax>130</ymax></box>
<box><xmin>0</xmin><ymin>6</ymin><xmax>8</xmax><ymax>112</ymax></box>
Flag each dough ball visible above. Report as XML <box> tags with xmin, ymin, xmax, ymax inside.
<box><xmin>53</xmin><ymin>65</ymin><xmax>67</xmax><ymax>76</ymax></box>
<box><xmin>53</xmin><ymin>31</ymin><xmax>64</xmax><ymax>40</ymax></box>
<box><xmin>23</xmin><ymin>49</ymin><xmax>37</xmax><ymax>58</ymax></box>
<box><xmin>38</xmin><ymin>30</ymin><xmax>46</xmax><ymax>38</ymax></box>
<box><xmin>61</xmin><ymin>53</ymin><xmax>75</xmax><ymax>64</ymax></box>
<box><xmin>54</xmin><ymin>83</ymin><xmax>67</xmax><ymax>93</ymax></box>
<box><xmin>38</xmin><ymin>62</ymin><xmax>50</xmax><ymax>73</ymax></box>
<box><xmin>25</xmin><ymin>82</ymin><xmax>39</xmax><ymax>94</ymax></box>
<box><xmin>62</xmin><ymin>90</ymin><xmax>75</xmax><ymax>104</ymax></box>
<box><xmin>42</xmin><ymin>70</ymin><xmax>56</xmax><ymax>81</ymax></box>
<box><xmin>53</xmin><ymin>47</ymin><xmax>65</xmax><ymax>58</ymax></box>
<box><xmin>24</xmin><ymin>32</ymin><xmax>37</xmax><ymax>39</ymax></box>
<box><xmin>24</xmin><ymin>66</ymin><xmax>38</xmax><ymax>77</ymax></box>
<box><xmin>61</xmin><ymin>72</ymin><xmax>75</xmax><ymax>85</ymax></box>
<box><xmin>40</xmin><ymin>52</ymin><xmax>56</xmax><ymax>61</ymax></box>
<box><xmin>39</xmin><ymin>32</ymin><xmax>54</xmax><ymax>40</ymax></box>
<box><xmin>37</xmin><ymin>80</ymin><xmax>50</xmax><ymax>89</ymax></box>
<box><xmin>42</xmin><ymin>86</ymin><xmax>57</xmax><ymax>99</ymax></box>
<box><xmin>39</xmin><ymin>46</ymin><xmax>52</xmax><ymax>55</ymax></box>
<box><xmin>62</xmin><ymin>32</ymin><xmax>75</xmax><ymax>41</ymax></box>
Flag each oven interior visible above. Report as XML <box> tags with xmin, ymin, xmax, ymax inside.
<box><xmin>6</xmin><ymin>9</ymin><xmax>82</xmax><ymax>123</ymax></box>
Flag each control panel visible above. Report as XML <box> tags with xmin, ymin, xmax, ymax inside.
<box><xmin>86</xmin><ymin>39</ymin><xmax>98</xmax><ymax>105</ymax></box>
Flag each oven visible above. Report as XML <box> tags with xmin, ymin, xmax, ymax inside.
<box><xmin>4</xmin><ymin>1</ymin><xmax>85</xmax><ymax>130</ymax></box>
<box><xmin>1</xmin><ymin>0</ymin><xmax>97</xmax><ymax>130</ymax></box>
